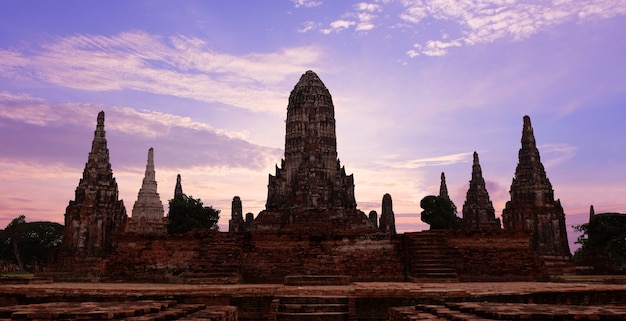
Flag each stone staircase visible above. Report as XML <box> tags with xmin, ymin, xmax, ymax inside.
<box><xmin>270</xmin><ymin>296</ymin><xmax>350</xmax><ymax>321</ymax></box>
<box><xmin>389</xmin><ymin>302</ymin><xmax>626</xmax><ymax>320</ymax></box>
<box><xmin>542</xmin><ymin>255</ymin><xmax>575</xmax><ymax>275</ymax></box>
<box><xmin>404</xmin><ymin>231</ymin><xmax>458</xmax><ymax>282</ymax></box>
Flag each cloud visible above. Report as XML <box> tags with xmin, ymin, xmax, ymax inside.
<box><xmin>356</xmin><ymin>2</ymin><xmax>383</xmax><ymax>12</ymax></box>
<box><xmin>539</xmin><ymin>143</ymin><xmax>578</xmax><ymax>168</ymax></box>
<box><xmin>321</xmin><ymin>2</ymin><xmax>384</xmax><ymax>34</ymax></box>
<box><xmin>420</xmin><ymin>39</ymin><xmax>463</xmax><ymax>56</ymax></box>
<box><xmin>297</xmin><ymin>21</ymin><xmax>319</xmax><ymax>33</ymax></box>
<box><xmin>292</xmin><ymin>0</ymin><xmax>322</xmax><ymax>8</ymax></box>
<box><xmin>376</xmin><ymin>152</ymin><xmax>473</xmax><ymax>169</ymax></box>
<box><xmin>309</xmin><ymin>0</ymin><xmax>626</xmax><ymax>56</ymax></box>
<box><xmin>0</xmin><ymin>92</ymin><xmax>283</xmax><ymax>170</ymax></box>
<box><xmin>400</xmin><ymin>0</ymin><xmax>626</xmax><ymax>56</ymax></box>
<box><xmin>322</xmin><ymin>19</ymin><xmax>357</xmax><ymax>34</ymax></box>
<box><xmin>0</xmin><ymin>32</ymin><xmax>323</xmax><ymax>114</ymax></box>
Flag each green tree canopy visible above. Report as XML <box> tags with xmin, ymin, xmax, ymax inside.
<box><xmin>167</xmin><ymin>194</ymin><xmax>220</xmax><ymax>234</ymax></box>
<box><xmin>420</xmin><ymin>195</ymin><xmax>463</xmax><ymax>230</ymax></box>
<box><xmin>1</xmin><ymin>215</ymin><xmax>63</xmax><ymax>271</ymax></box>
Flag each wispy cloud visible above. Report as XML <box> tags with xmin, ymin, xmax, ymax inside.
<box><xmin>297</xmin><ymin>21</ymin><xmax>320</xmax><ymax>33</ymax></box>
<box><xmin>540</xmin><ymin>143</ymin><xmax>578</xmax><ymax>168</ymax></box>
<box><xmin>0</xmin><ymin>32</ymin><xmax>323</xmax><ymax>114</ymax></box>
<box><xmin>309</xmin><ymin>0</ymin><xmax>626</xmax><ymax>56</ymax></box>
<box><xmin>321</xmin><ymin>2</ymin><xmax>384</xmax><ymax>33</ymax></box>
<box><xmin>0</xmin><ymin>92</ymin><xmax>283</xmax><ymax>170</ymax></box>
<box><xmin>292</xmin><ymin>0</ymin><xmax>323</xmax><ymax>8</ymax></box>
<box><xmin>376</xmin><ymin>152</ymin><xmax>473</xmax><ymax>169</ymax></box>
<box><xmin>401</xmin><ymin>0</ymin><xmax>626</xmax><ymax>56</ymax></box>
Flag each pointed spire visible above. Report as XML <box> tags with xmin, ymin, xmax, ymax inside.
<box><xmin>61</xmin><ymin>111</ymin><xmax>127</xmax><ymax>257</ymax></box>
<box><xmin>174</xmin><ymin>174</ymin><xmax>183</xmax><ymax>199</ymax></box>
<box><xmin>521</xmin><ymin>115</ymin><xmax>537</xmax><ymax>150</ymax></box>
<box><xmin>83</xmin><ymin>110</ymin><xmax>113</xmax><ymax>183</ymax></box>
<box><xmin>144</xmin><ymin>147</ymin><xmax>156</xmax><ymax>187</ymax></box>
<box><xmin>502</xmin><ymin>115</ymin><xmax>571</xmax><ymax>257</ymax></box>
<box><xmin>472</xmin><ymin>151</ymin><xmax>481</xmax><ymax>177</ymax></box>
<box><xmin>462</xmin><ymin>151</ymin><xmax>501</xmax><ymax>230</ymax></box>
<box><xmin>131</xmin><ymin>147</ymin><xmax>164</xmax><ymax>222</ymax></box>
<box><xmin>439</xmin><ymin>172</ymin><xmax>449</xmax><ymax>200</ymax></box>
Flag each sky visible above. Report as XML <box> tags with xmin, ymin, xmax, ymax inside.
<box><xmin>1</xmin><ymin>0</ymin><xmax>626</xmax><ymax>252</ymax></box>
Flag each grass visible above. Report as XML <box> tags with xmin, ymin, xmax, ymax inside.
<box><xmin>1</xmin><ymin>271</ymin><xmax>34</xmax><ymax>278</ymax></box>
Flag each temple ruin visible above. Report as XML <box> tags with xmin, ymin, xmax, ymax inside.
<box><xmin>502</xmin><ymin>116</ymin><xmax>571</xmax><ymax>258</ymax></box>
<box><xmin>24</xmin><ymin>70</ymin><xmax>604</xmax><ymax>320</ymax></box>
<box><xmin>43</xmin><ymin>71</ymin><xmax>576</xmax><ymax>287</ymax></box>
<box><xmin>53</xmin><ymin>111</ymin><xmax>128</xmax><ymax>273</ymax></box>
<box><xmin>462</xmin><ymin>152</ymin><xmax>501</xmax><ymax>230</ymax></box>
<box><xmin>128</xmin><ymin>147</ymin><xmax>166</xmax><ymax>234</ymax></box>
<box><xmin>249</xmin><ymin>70</ymin><xmax>375</xmax><ymax>233</ymax></box>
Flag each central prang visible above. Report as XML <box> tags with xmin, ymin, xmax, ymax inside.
<box><xmin>248</xmin><ymin>71</ymin><xmax>377</xmax><ymax>232</ymax></box>
<box><xmin>266</xmin><ymin>70</ymin><xmax>357</xmax><ymax>211</ymax></box>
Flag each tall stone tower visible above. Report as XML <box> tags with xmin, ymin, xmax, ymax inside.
<box><xmin>266</xmin><ymin>70</ymin><xmax>357</xmax><ymax>211</ymax></box>
<box><xmin>61</xmin><ymin>111</ymin><xmax>127</xmax><ymax>257</ymax></box>
<box><xmin>462</xmin><ymin>152</ymin><xmax>501</xmax><ymax>230</ymax></box>
<box><xmin>254</xmin><ymin>71</ymin><xmax>373</xmax><ymax>232</ymax></box>
<box><xmin>129</xmin><ymin>147</ymin><xmax>165</xmax><ymax>234</ymax></box>
<box><xmin>502</xmin><ymin>116</ymin><xmax>571</xmax><ymax>257</ymax></box>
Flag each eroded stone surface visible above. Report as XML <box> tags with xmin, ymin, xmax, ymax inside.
<box><xmin>129</xmin><ymin>147</ymin><xmax>166</xmax><ymax>235</ymax></box>
<box><xmin>0</xmin><ymin>300</ymin><xmax>236</xmax><ymax>321</ymax></box>
<box><xmin>58</xmin><ymin>111</ymin><xmax>127</xmax><ymax>261</ymax></box>
<box><xmin>502</xmin><ymin>116</ymin><xmax>571</xmax><ymax>257</ymax></box>
<box><xmin>462</xmin><ymin>152</ymin><xmax>501</xmax><ymax>231</ymax></box>
<box><xmin>255</xmin><ymin>71</ymin><xmax>376</xmax><ymax>232</ymax></box>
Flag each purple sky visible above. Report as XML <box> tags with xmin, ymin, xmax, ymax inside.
<box><xmin>2</xmin><ymin>0</ymin><xmax>626</xmax><ymax>251</ymax></box>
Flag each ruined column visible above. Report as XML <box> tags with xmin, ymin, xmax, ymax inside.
<box><xmin>369</xmin><ymin>210</ymin><xmax>379</xmax><ymax>229</ymax></box>
<box><xmin>379</xmin><ymin>193</ymin><xmax>396</xmax><ymax>235</ymax></box>
<box><xmin>229</xmin><ymin>196</ymin><xmax>244</xmax><ymax>233</ymax></box>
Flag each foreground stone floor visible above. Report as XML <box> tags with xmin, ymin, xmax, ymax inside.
<box><xmin>1</xmin><ymin>278</ymin><xmax>626</xmax><ymax>320</ymax></box>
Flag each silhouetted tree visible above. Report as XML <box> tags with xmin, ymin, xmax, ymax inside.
<box><xmin>574</xmin><ymin>213</ymin><xmax>626</xmax><ymax>273</ymax></box>
<box><xmin>167</xmin><ymin>194</ymin><xmax>220</xmax><ymax>234</ymax></box>
<box><xmin>420</xmin><ymin>195</ymin><xmax>463</xmax><ymax>230</ymax></box>
<box><xmin>1</xmin><ymin>215</ymin><xmax>63</xmax><ymax>271</ymax></box>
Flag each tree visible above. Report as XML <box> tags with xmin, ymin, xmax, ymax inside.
<box><xmin>1</xmin><ymin>215</ymin><xmax>63</xmax><ymax>271</ymax></box>
<box><xmin>420</xmin><ymin>195</ymin><xmax>463</xmax><ymax>230</ymax></box>
<box><xmin>167</xmin><ymin>194</ymin><xmax>220</xmax><ymax>234</ymax></box>
<box><xmin>574</xmin><ymin>213</ymin><xmax>626</xmax><ymax>272</ymax></box>
<box><xmin>2</xmin><ymin>215</ymin><xmax>27</xmax><ymax>270</ymax></box>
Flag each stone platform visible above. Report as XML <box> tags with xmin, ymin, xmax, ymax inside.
<box><xmin>0</xmin><ymin>300</ymin><xmax>236</xmax><ymax>321</ymax></box>
<box><xmin>1</xmin><ymin>280</ymin><xmax>626</xmax><ymax>320</ymax></box>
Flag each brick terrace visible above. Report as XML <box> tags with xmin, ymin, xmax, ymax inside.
<box><xmin>1</xmin><ymin>280</ymin><xmax>626</xmax><ymax>320</ymax></box>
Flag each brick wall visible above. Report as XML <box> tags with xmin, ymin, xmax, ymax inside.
<box><xmin>446</xmin><ymin>230</ymin><xmax>548</xmax><ymax>281</ymax></box>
